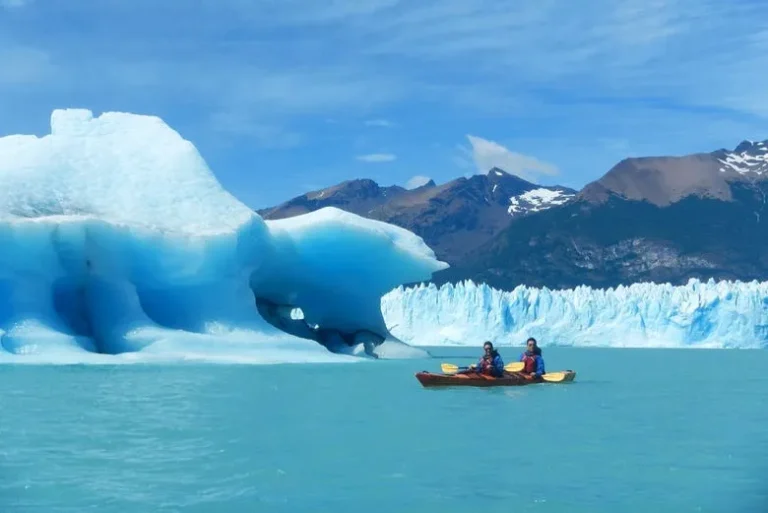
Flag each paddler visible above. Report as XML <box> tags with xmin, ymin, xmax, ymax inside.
<box><xmin>473</xmin><ymin>341</ymin><xmax>504</xmax><ymax>377</ymax></box>
<box><xmin>519</xmin><ymin>337</ymin><xmax>545</xmax><ymax>380</ymax></box>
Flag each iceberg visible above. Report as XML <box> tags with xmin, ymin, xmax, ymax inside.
<box><xmin>381</xmin><ymin>279</ymin><xmax>768</xmax><ymax>349</ymax></box>
<box><xmin>0</xmin><ymin>109</ymin><xmax>448</xmax><ymax>364</ymax></box>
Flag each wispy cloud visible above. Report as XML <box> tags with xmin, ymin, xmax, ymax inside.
<box><xmin>354</xmin><ymin>0</ymin><xmax>768</xmax><ymax>118</ymax></box>
<box><xmin>357</xmin><ymin>153</ymin><xmax>397</xmax><ymax>163</ymax></box>
<box><xmin>405</xmin><ymin>175</ymin><xmax>431</xmax><ymax>189</ymax></box>
<box><xmin>365</xmin><ymin>119</ymin><xmax>395</xmax><ymax>128</ymax></box>
<box><xmin>209</xmin><ymin>111</ymin><xmax>302</xmax><ymax>149</ymax></box>
<box><xmin>228</xmin><ymin>0</ymin><xmax>401</xmax><ymax>26</ymax></box>
<box><xmin>1</xmin><ymin>0</ymin><xmax>31</xmax><ymax>9</ymax></box>
<box><xmin>1</xmin><ymin>0</ymin><xmax>767</xmax><ymax>151</ymax></box>
<box><xmin>5</xmin><ymin>0</ymin><xmax>768</xmax><ymax>119</ymax></box>
<box><xmin>0</xmin><ymin>47</ymin><xmax>53</xmax><ymax>85</ymax></box>
<box><xmin>463</xmin><ymin>135</ymin><xmax>559</xmax><ymax>180</ymax></box>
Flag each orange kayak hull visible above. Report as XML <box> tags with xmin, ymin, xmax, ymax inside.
<box><xmin>415</xmin><ymin>371</ymin><xmax>533</xmax><ymax>388</ymax></box>
<box><xmin>415</xmin><ymin>370</ymin><xmax>576</xmax><ymax>387</ymax></box>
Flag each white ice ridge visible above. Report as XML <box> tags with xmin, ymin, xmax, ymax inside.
<box><xmin>381</xmin><ymin>279</ymin><xmax>768</xmax><ymax>349</ymax></box>
<box><xmin>0</xmin><ymin>109</ymin><xmax>448</xmax><ymax>364</ymax></box>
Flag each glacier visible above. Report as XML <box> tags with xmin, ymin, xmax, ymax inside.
<box><xmin>381</xmin><ymin>279</ymin><xmax>768</xmax><ymax>349</ymax></box>
<box><xmin>0</xmin><ymin>109</ymin><xmax>448</xmax><ymax>364</ymax></box>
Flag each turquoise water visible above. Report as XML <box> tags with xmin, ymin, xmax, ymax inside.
<box><xmin>1</xmin><ymin>347</ymin><xmax>766</xmax><ymax>512</ymax></box>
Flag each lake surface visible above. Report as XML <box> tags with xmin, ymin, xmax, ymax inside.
<box><xmin>1</xmin><ymin>347</ymin><xmax>766</xmax><ymax>512</ymax></box>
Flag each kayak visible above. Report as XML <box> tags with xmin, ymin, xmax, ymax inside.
<box><xmin>415</xmin><ymin>370</ymin><xmax>576</xmax><ymax>388</ymax></box>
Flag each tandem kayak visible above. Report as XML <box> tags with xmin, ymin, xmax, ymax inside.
<box><xmin>415</xmin><ymin>370</ymin><xmax>576</xmax><ymax>388</ymax></box>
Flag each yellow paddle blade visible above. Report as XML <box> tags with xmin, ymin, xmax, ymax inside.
<box><xmin>504</xmin><ymin>362</ymin><xmax>525</xmax><ymax>372</ymax></box>
<box><xmin>440</xmin><ymin>362</ymin><xmax>479</xmax><ymax>374</ymax></box>
<box><xmin>440</xmin><ymin>363</ymin><xmax>460</xmax><ymax>374</ymax></box>
<box><xmin>541</xmin><ymin>371</ymin><xmax>576</xmax><ymax>383</ymax></box>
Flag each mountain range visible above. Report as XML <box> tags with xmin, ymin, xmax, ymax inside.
<box><xmin>258</xmin><ymin>139</ymin><xmax>768</xmax><ymax>290</ymax></box>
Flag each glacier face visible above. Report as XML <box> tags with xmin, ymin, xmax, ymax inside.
<box><xmin>381</xmin><ymin>279</ymin><xmax>768</xmax><ymax>349</ymax></box>
<box><xmin>0</xmin><ymin>109</ymin><xmax>447</xmax><ymax>364</ymax></box>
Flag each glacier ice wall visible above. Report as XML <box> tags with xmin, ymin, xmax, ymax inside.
<box><xmin>381</xmin><ymin>279</ymin><xmax>768</xmax><ymax>349</ymax></box>
<box><xmin>0</xmin><ymin>109</ymin><xmax>447</xmax><ymax>364</ymax></box>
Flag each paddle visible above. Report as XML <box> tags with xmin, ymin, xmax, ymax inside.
<box><xmin>540</xmin><ymin>371</ymin><xmax>575</xmax><ymax>383</ymax></box>
<box><xmin>439</xmin><ymin>363</ymin><xmax>468</xmax><ymax>374</ymax></box>
<box><xmin>439</xmin><ymin>362</ymin><xmax>574</xmax><ymax>382</ymax></box>
<box><xmin>440</xmin><ymin>361</ymin><xmax>524</xmax><ymax>374</ymax></box>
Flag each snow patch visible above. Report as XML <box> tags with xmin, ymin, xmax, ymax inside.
<box><xmin>508</xmin><ymin>188</ymin><xmax>574</xmax><ymax>215</ymax></box>
<box><xmin>717</xmin><ymin>143</ymin><xmax>768</xmax><ymax>175</ymax></box>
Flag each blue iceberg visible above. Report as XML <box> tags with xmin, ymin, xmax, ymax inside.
<box><xmin>0</xmin><ymin>109</ymin><xmax>448</xmax><ymax>364</ymax></box>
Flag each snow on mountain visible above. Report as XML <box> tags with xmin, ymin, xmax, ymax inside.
<box><xmin>716</xmin><ymin>140</ymin><xmax>768</xmax><ymax>175</ymax></box>
<box><xmin>508</xmin><ymin>188</ymin><xmax>575</xmax><ymax>215</ymax></box>
<box><xmin>0</xmin><ymin>109</ymin><xmax>447</xmax><ymax>364</ymax></box>
<box><xmin>381</xmin><ymin>279</ymin><xmax>768</xmax><ymax>349</ymax></box>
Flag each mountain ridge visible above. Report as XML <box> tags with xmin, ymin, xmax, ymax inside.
<box><xmin>259</xmin><ymin>167</ymin><xmax>576</xmax><ymax>262</ymax></box>
<box><xmin>259</xmin><ymin>138</ymin><xmax>768</xmax><ymax>289</ymax></box>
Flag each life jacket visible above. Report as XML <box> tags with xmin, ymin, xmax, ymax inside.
<box><xmin>522</xmin><ymin>353</ymin><xmax>537</xmax><ymax>373</ymax></box>
<box><xmin>479</xmin><ymin>351</ymin><xmax>499</xmax><ymax>374</ymax></box>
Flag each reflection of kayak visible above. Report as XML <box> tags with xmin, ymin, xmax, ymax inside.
<box><xmin>415</xmin><ymin>370</ymin><xmax>576</xmax><ymax>388</ymax></box>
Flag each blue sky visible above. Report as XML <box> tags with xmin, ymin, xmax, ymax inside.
<box><xmin>1</xmin><ymin>0</ymin><xmax>767</xmax><ymax>209</ymax></box>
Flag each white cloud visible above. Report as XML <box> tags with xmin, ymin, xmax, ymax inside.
<box><xmin>365</xmin><ymin>119</ymin><xmax>395</xmax><ymax>127</ymax></box>
<box><xmin>405</xmin><ymin>175</ymin><xmax>431</xmax><ymax>189</ymax></box>
<box><xmin>465</xmin><ymin>135</ymin><xmax>559</xmax><ymax>180</ymax></box>
<box><xmin>356</xmin><ymin>153</ymin><xmax>397</xmax><ymax>163</ymax></box>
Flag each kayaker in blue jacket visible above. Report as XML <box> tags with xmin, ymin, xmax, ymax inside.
<box><xmin>474</xmin><ymin>341</ymin><xmax>504</xmax><ymax>377</ymax></box>
<box><xmin>519</xmin><ymin>337</ymin><xmax>545</xmax><ymax>379</ymax></box>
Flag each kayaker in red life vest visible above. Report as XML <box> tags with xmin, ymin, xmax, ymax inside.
<box><xmin>474</xmin><ymin>341</ymin><xmax>504</xmax><ymax>377</ymax></box>
<box><xmin>519</xmin><ymin>337</ymin><xmax>545</xmax><ymax>380</ymax></box>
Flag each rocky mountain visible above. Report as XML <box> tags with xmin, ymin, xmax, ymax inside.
<box><xmin>580</xmin><ymin>139</ymin><xmax>768</xmax><ymax>206</ymax></box>
<box><xmin>435</xmin><ymin>139</ymin><xmax>768</xmax><ymax>290</ymax></box>
<box><xmin>259</xmin><ymin>138</ymin><xmax>768</xmax><ymax>290</ymax></box>
<box><xmin>258</xmin><ymin>168</ymin><xmax>576</xmax><ymax>262</ymax></box>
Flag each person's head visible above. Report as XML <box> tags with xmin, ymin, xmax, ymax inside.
<box><xmin>526</xmin><ymin>337</ymin><xmax>540</xmax><ymax>354</ymax></box>
<box><xmin>483</xmin><ymin>341</ymin><xmax>495</xmax><ymax>356</ymax></box>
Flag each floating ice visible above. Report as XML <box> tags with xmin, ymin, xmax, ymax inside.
<box><xmin>0</xmin><ymin>109</ymin><xmax>447</xmax><ymax>364</ymax></box>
